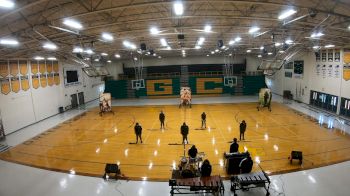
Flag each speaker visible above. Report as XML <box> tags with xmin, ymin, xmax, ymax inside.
<box><xmin>105</xmin><ymin>163</ymin><xmax>119</xmax><ymax>173</ymax></box>
<box><xmin>178</xmin><ymin>34</ymin><xmax>185</xmax><ymax>40</ymax></box>
<box><xmin>76</xmin><ymin>53</ymin><xmax>83</xmax><ymax>59</ymax></box>
<box><xmin>140</xmin><ymin>43</ymin><xmax>146</xmax><ymax>51</ymax></box>
<box><xmin>217</xmin><ymin>40</ymin><xmax>223</xmax><ymax>48</ymax></box>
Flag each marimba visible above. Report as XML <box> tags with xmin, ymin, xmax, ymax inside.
<box><xmin>169</xmin><ymin>175</ymin><xmax>225</xmax><ymax>195</ymax></box>
<box><xmin>230</xmin><ymin>171</ymin><xmax>270</xmax><ymax>196</ymax></box>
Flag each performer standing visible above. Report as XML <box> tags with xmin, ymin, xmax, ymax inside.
<box><xmin>159</xmin><ymin>111</ymin><xmax>165</xmax><ymax>129</ymax></box>
<box><xmin>201</xmin><ymin>112</ymin><xmax>206</xmax><ymax>128</ymax></box>
<box><xmin>134</xmin><ymin>122</ymin><xmax>143</xmax><ymax>144</ymax></box>
<box><xmin>230</xmin><ymin>138</ymin><xmax>239</xmax><ymax>153</ymax></box>
<box><xmin>239</xmin><ymin>120</ymin><xmax>247</xmax><ymax>141</ymax></box>
<box><xmin>200</xmin><ymin>159</ymin><xmax>212</xmax><ymax>177</ymax></box>
<box><xmin>181</xmin><ymin>122</ymin><xmax>189</xmax><ymax>144</ymax></box>
<box><xmin>188</xmin><ymin>145</ymin><xmax>198</xmax><ymax>158</ymax></box>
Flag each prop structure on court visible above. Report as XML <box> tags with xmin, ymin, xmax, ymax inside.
<box><xmin>179</xmin><ymin>87</ymin><xmax>192</xmax><ymax>108</ymax></box>
<box><xmin>257</xmin><ymin>88</ymin><xmax>272</xmax><ymax>111</ymax></box>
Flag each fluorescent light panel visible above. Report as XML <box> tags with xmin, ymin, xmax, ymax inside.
<box><xmin>47</xmin><ymin>57</ymin><xmax>57</xmax><ymax>61</ymax></box>
<box><xmin>63</xmin><ymin>19</ymin><xmax>83</xmax><ymax>29</ymax></box>
<box><xmin>204</xmin><ymin>25</ymin><xmax>211</xmax><ymax>32</ymax></box>
<box><xmin>249</xmin><ymin>26</ymin><xmax>260</xmax><ymax>34</ymax></box>
<box><xmin>246</xmin><ymin>49</ymin><xmax>251</xmax><ymax>53</ymax></box>
<box><xmin>102</xmin><ymin>33</ymin><xmax>113</xmax><ymax>41</ymax></box>
<box><xmin>115</xmin><ymin>54</ymin><xmax>121</xmax><ymax>58</ymax></box>
<box><xmin>150</xmin><ymin>27</ymin><xmax>159</xmax><ymax>35</ymax></box>
<box><xmin>311</xmin><ymin>32</ymin><xmax>324</xmax><ymax>38</ymax></box>
<box><xmin>325</xmin><ymin>44</ymin><xmax>335</xmax><ymax>48</ymax></box>
<box><xmin>235</xmin><ymin>37</ymin><xmax>242</xmax><ymax>42</ymax></box>
<box><xmin>101</xmin><ymin>53</ymin><xmax>108</xmax><ymax>56</ymax></box>
<box><xmin>160</xmin><ymin>38</ymin><xmax>167</xmax><ymax>46</ymax></box>
<box><xmin>0</xmin><ymin>38</ymin><xmax>18</xmax><ymax>45</ymax></box>
<box><xmin>43</xmin><ymin>42</ymin><xmax>57</xmax><ymax>50</ymax></box>
<box><xmin>73</xmin><ymin>47</ymin><xmax>83</xmax><ymax>53</ymax></box>
<box><xmin>278</xmin><ymin>9</ymin><xmax>297</xmax><ymax>20</ymax></box>
<box><xmin>0</xmin><ymin>0</ymin><xmax>15</xmax><ymax>8</ymax></box>
<box><xmin>84</xmin><ymin>49</ymin><xmax>94</xmax><ymax>54</ymax></box>
<box><xmin>173</xmin><ymin>2</ymin><xmax>184</xmax><ymax>15</ymax></box>
<box><xmin>34</xmin><ymin>56</ymin><xmax>44</xmax><ymax>60</ymax></box>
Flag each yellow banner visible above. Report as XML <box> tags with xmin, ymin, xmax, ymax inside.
<box><xmin>196</xmin><ymin>78</ymin><xmax>223</xmax><ymax>94</ymax></box>
<box><xmin>343</xmin><ymin>65</ymin><xmax>350</xmax><ymax>81</ymax></box>
<box><xmin>146</xmin><ymin>79</ymin><xmax>173</xmax><ymax>95</ymax></box>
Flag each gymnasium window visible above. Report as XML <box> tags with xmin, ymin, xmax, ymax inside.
<box><xmin>309</xmin><ymin>90</ymin><xmax>338</xmax><ymax>113</ymax></box>
<box><xmin>340</xmin><ymin>97</ymin><xmax>350</xmax><ymax>117</ymax></box>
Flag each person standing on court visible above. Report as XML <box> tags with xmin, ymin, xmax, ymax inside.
<box><xmin>159</xmin><ymin>111</ymin><xmax>165</xmax><ymax>129</ymax></box>
<box><xmin>239</xmin><ymin>120</ymin><xmax>247</xmax><ymax>141</ymax></box>
<box><xmin>230</xmin><ymin>138</ymin><xmax>239</xmax><ymax>153</ymax></box>
<box><xmin>134</xmin><ymin>122</ymin><xmax>143</xmax><ymax>144</ymax></box>
<box><xmin>181</xmin><ymin>122</ymin><xmax>189</xmax><ymax>144</ymax></box>
<box><xmin>201</xmin><ymin>112</ymin><xmax>206</xmax><ymax>129</ymax></box>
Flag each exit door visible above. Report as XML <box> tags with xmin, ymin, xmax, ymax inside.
<box><xmin>71</xmin><ymin>94</ymin><xmax>78</xmax><ymax>108</ymax></box>
<box><xmin>78</xmin><ymin>92</ymin><xmax>85</xmax><ymax>105</ymax></box>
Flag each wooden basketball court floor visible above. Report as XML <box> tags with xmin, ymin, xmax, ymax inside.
<box><xmin>1</xmin><ymin>102</ymin><xmax>350</xmax><ymax>181</ymax></box>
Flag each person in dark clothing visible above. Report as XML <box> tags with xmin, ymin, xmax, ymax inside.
<box><xmin>188</xmin><ymin>145</ymin><xmax>198</xmax><ymax>158</ymax></box>
<box><xmin>159</xmin><ymin>111</ymin><xmax>165</xmax><ymax>129</ymax></box>
<box><xmin>239</xmin><ymin>120</ymin><xmax>247</xmax><ymax>141</ymax></box>
<box><xmin>264</xmin><ymin>91</ymin><xmax>269</xmax><ymax>106</ymax></box>
<box><xmin>239</xmin><ymin>155</ymin><xmax>253</xmax><ymax>173</ymax></box>
<box><xmin>134</xmin><ymin>122</ymin><xmax>143</xmax><ymax>144</ymax></box>
<box><xmin>200</xmin><ymin>159</ymin><xmax>212</xmax><ymax>177</ymax></box>
<box><xmin>230</xmin><ymin>138</ymin><xmax>239</xmax><ymax>153</ymax></box>
<box><xmin>201</xmin><ymin>112</ymin><xmax>206</xmax><ymax>128</ymax></box>
<box><xmin>181</xmin><ymin>122</ymin><xmax>189</xmax><ymax>144</ymax></box>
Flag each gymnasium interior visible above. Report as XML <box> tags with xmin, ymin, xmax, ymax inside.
<box><xmin>1</xmin><ymin>0</ymin><xmax>350</xmax><ymax>196</ymax></box>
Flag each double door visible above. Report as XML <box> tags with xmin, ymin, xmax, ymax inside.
<box><xmin>309</xmin><ymin>90</ymin><xmax>338</xmax><ymax>113</ymax></box>
<box><xmin>71</xmin><ymin>92</ymin><xmax>85</xmax><ymax>108</ymax></box>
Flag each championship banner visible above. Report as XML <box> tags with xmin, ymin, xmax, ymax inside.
<box><xmin>335</xmin><ymin>65</ymin><xmax>340</xmax><ymax>78</ymax></box>
<box><xmin>322</xmin><ymin>65</ymin><xmax>326</xmax><ymax>79</ymax></box>
<box><xmin>0</xmin><ymin>61</ymin><xmax>9</xmax><ymax>77</ymax></box>
<box><xmin>54</xmin><ymin>73</ymin><xmax>60</xmax><ymax>85</ymax></box>
<box><xmin>19</xmin><ymin>61</ymin><xmax>28</xmax><ymax>75</ymax></box>
<box><xmin>47</xmin><ymin>73</ymin><xmax>54</xmax><ymax>86</ymax></box>
<box><xmin>343</xmin><ymin>65</ymin><xmax>350</xmax><ymax>81</ymax></box>
<box><xmin>343</xmin><ymin>50</ymin><xmax>350</xmax><ymax>81</ymax></box>
<box><xmin>0</xmin><ymin>78</ymin><xmax>10</xmax><ymax>95</ymax></box>
<box><xmin>31</xmin><ymin>61</ymin><xmax>38</xmax><ymax>74</ymax></box>
<box><xmin>11</xmin><ymin>77</ymin><xmax>20</xmax><ymax>93</ymax></box>
<box><xmin>9</xmin><ymin>61</ymin><xmax>19</xmax><ymax>76</ymax></box>
<box><xmin>53</xmin><ymin>62</ymin><xmax>59</xmax><ymax>73</ymax></box>
<box><xmin>316</xmin><ymin>64</ymin><xmax>321</xmax><ymax>76</ymax></box>
<box><xmin>327</xmin><ymin>65</ymin><xmax>333</xmax><ymax>78</ymax></box>
<box><xmin>39</xmin><ymin>63</ymin><xmax>46</xmax><ymax>74</ymax></box>
<box><xmin>47</xmin><ymin>62</ymin><xmax>53</xmax><ymax>73</ymax></box>
<box><xmin>32</xmin><ymin>74</ymin><xmax>40</xmax><ymax>89</ymax></box>
<box><xmin>328</xmin><ymin>50</ymin><xmax>333</xmax><ymax>62</ymax></box>
<box><xmin>321</xmin><ymin>50</ymin><xmax>327</xmax><ymax>62</ymax></box>
<box><xmin>40</xmin><ymin>73</ymin><xmax>47</xmax><ymax>88</ymax></box>
<box><xmin>334</xmin><ymin>50</ymin><xmax>340</xmax><ymax>62</ymax></box>
<box><xmin>21</xmin><ymin>75</ymin><xmax>30</xmax><ymax>91</ymax></box>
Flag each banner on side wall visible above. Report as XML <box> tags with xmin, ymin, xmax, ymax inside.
<box><xmin>343</xmin><ymin>50</ymin><xmax>350</xmax><ymax>81</ymax></box>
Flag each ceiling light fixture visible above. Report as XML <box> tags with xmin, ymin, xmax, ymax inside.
<box><xmin>101</xmin><ymin>53</ymin><xmax>108</xmax><ymax>56</ymax></box>
<box><xmin>260</xmin><ymin>46</ymin><xmax>264</xmax><ymax>50</ymax></box>
<box><xmin>325</xmin><ymin>44</ymin><xmax>335</xmax><ymax>48</ymax></box>
<box><xmin>158</xmin><ymin>56</ymin><xmax>162</xmax><ymax>59</ymax></box>
<box><xmin>150</xmin><ymin>27</ymin><xmax>160</xmax><ymax>35</ymax></box>
<box><xmin>115</xmin><ymin>54</ymin><xmax>121</xmax><ymax>58</ymax></box>
<box><xmin>107</xmin><ymin>60</ymin><xmax>112</xmax><ymax>63</ymax></box>
<box><xmin>204</xmin><ymin>25</ymin><xmax>211</xmax><ymax>32</ymax></box>
<box><xmin>229</xmin><ymin>40</ymin><xmax>235</xmax><ymax>45</ymax></box>
<box><xmin>313</xmin><ymin>46</ymin><xmax>320</xmax><ymax>49</ymax></box>
<box><xmin>160</xmin><ymin>38</ymin><xmax>168</xmax><ymax>46</ymax></box>
<box><xmin>246</xmin><ymin>49</ymin><xmax>251</xmax><ymax>53</ymax></box>
<box><xmin>72</xmin><ymin>47</ymin><xmax>83</xmax><ymax>53</ymax></box>
<box><xmin>43</xmin><ymin>42</ymin><xmax>57</xmax><ymax>50</ymax></box>
<box><xmin>173</xmin><ymin>2</ymin><xmax>184</xmax><ymax>16</ymax></box>
<box><xmin>63</xmin><ymin>19</ymin><xmax>83</xmax><ymax>30</ymax></box>
<box><xmin>94</xmin><ymin>59</ymin><xmax>99</xmax><ymax>62</ymax></box>
<box><xmin>84</xmin><ymin>49</ymin><xmax>94</xmax><ymax>54</ymax></box>
<box><xmin>310</xmin><ymin>32</ymin><xmax>324</xmax><ymax>38</ymax></box>
<box><xmin>47</xmin><ymin>57</ymin><xmax>57</xmax><ymax>61</ymax></box>
<box><xmin>34</xmin><ymin>56</ymin><xmax>44</xmax><ymax>60</ymax></box>
<box><xmin>0</xmin><ymin>0</ymin><xmax>15</xmax><ymax>8</ymax></box>
<box><xmin>235</xmin><ymin>37</ymin><xmax>242</xmax><ymax>42</ymax></box>
<box><xmin>211</xmin><ymin>51</ymin><xmax>215</xmax><ymax>54</ymax></box>
<box><xmin>285</xmin><ymin>39</ymin><xmax>293</xmax><ymax>44</ymax></box>
<box><xmin>258</xmin><ymin>54</ymin><xmax>262</xmax><ymax>58</ymax></box>
<box><xmin>195</xmin><ymin>45</ymin><xmax>201</xmax><ymax>49</ymax></box>
<box><xmin>275</xmin><ymin>42</ymin><xmax>281</xmax><ymax>47</ymax></box>
<box><xmin>197</xmin><ymin>37</ymin><xmax>205</xmax><ymax>45</ymax></box>
<box><xmin>249</xmin><ymin>26</ymin><xmax>260</xmax><ymax>34</ymax></box>
<box><xmin>278</xmin><ymin>9</ymin><xmax>297</xmax><ymax>20</ymax></box>
<box><xmin>0</xmin><ymin>38</ymin><xmax>18</xmax><ymax>45</ymax></box>
<box><xmin>167</xmin><ymin>46</ymin><xmax>171</xmax><ymax>50</ymax></box>
<box><xmin>101</xmin><ymin>33</ymin><xmax>114</xmax><ymax>41</ymax></box>
<box><xmin>268</xmin><ymin>52</ymin><xmax>273</xmax><ymax>55</ymax></box>
<box><xmin>123</xmin><ymin>40</ymin><xmax>136</xmax><ymax>49</ymax></box>
<box><xmin>215</xmin><ymin>49</ymin><xmax>219</xmax><ymax>52</ymax></box>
